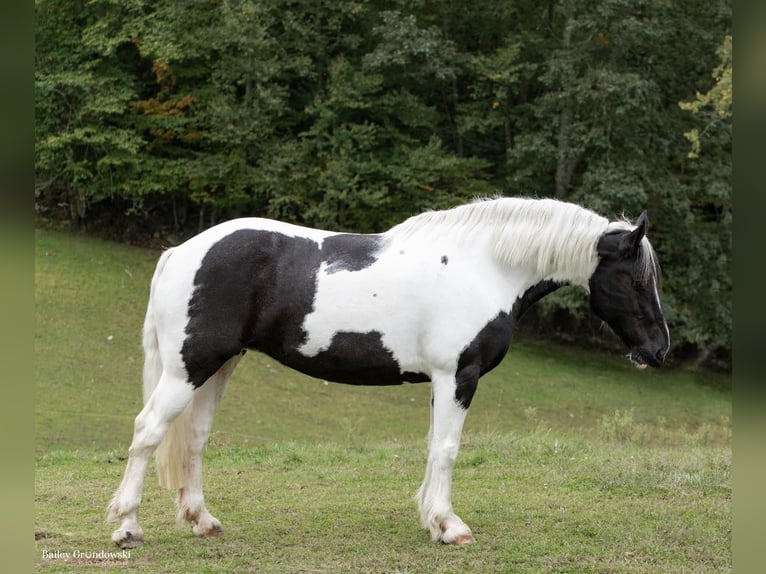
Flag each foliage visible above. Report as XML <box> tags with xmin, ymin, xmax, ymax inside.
<box><xmin>679</xmin><ymin>35</ymin><xmax>732</xmax><ymax>159</ymax></box>
<box><xmin>35</xmin><ymin>0</ymin><xmax>731</xmax><ymax>367</ymax></box>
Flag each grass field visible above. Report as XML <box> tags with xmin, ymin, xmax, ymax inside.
<box><xmin>34</xmin><ymin>228</ymin><xmax>731</xmax><ymax>572</ymax></box>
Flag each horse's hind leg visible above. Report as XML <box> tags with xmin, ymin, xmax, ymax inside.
<box><xmin>176</xmin><ymin>355</ymin><xmax>241</xmax><ymax>537</ymax></box>
<box><xmin>107</xmin><ymin>370</ymin><xmax>194</xmax><ymax>548</ymax></box>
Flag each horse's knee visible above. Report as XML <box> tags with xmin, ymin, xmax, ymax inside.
<box><xmin>433</xmin><ymin>443</ymin><xmax>459</xmax><ymax>471</ymax></box>
<box><xmin>128</xmin><ymin>423</ymin><xmax>164</xmax><ymax>455</ymax></box>
<box><xmin>130</xmin><ymin>407</ymin><xmax>162</xmax><ymax>447</ymax></box>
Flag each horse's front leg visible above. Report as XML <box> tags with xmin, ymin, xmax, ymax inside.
<box><xmin>416</xmin><ymin>369</ymin><xmax>477</xmax><ymax>545</ymax></box>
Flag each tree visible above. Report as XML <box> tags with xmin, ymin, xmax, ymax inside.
<box><xmin>672</xmin><ymin>34</ymin><xmax>732</xmax><ymax>366</ymax></box>
<box><xmin>35</xmin><ymin>0</ymin><xmax>144</xmax><ymax>222</ymax></box>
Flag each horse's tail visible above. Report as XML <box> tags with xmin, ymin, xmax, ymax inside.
<box><xmin>141</xmin><ymin>248</ymin><xmax>189</xmax><ymax>490</ymax></box>
<box><xmin>141</xmin><ymin>248</ymin><xmax>172</xmax><ymax>405</ymax></box>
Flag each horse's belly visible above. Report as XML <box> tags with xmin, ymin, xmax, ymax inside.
<box><xmin>262</xmin><ymin>330</ymin><xmax>430</xmax><ymax>386</ymax></box>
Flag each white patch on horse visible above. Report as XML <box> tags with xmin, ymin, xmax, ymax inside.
<box><xmin>297</xmin><ymin>237</ymin><xmax>535</xmax><ymax>378</ymax></box>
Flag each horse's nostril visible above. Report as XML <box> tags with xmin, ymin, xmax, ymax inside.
<box><xmin>656</xmin><ymin>348</ymin><xmax>666</xmax><ymax>364</ymax></box>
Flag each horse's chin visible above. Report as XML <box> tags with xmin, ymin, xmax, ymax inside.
<box><xmin>627</xmin><ymin>351</ymin><xmax>649</xmax><ymax>370</ymax></box>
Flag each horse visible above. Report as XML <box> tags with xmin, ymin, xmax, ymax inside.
<box><xmin>106</xmin><ymin>196</ymin><xmax>669</xmax><ymax>548</ymax></box>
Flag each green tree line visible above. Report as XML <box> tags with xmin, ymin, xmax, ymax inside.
<box><xmin>35</xmin><ymin>0</ymin><xmax>731</xmax><ymax>369</ymax></box>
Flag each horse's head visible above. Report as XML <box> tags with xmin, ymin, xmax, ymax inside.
<box><xmin>589</xmin><ymin>212</ymin><xmax>670</xmax><ymax>369</ymax></box>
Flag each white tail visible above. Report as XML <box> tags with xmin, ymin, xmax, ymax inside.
<box><xmin>141</xmin><ymin>248</ymin><xmax>191</xmax><ymax>490</ymax></box>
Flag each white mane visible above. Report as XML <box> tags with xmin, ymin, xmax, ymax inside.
<box><xmin>386</xmin><ymin>197</ymin><xmax>655</xmax><ymax>288</ymax></box>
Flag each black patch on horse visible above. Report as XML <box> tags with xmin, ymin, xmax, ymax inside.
<box><xmin>454</xmin><ymin>279</ymin><xmax>561</xmax><ymax>408</ymax></box>
<box><xmin>323</xmin><ymin>234</ymin><xmax>384</xmax><ymax>274</ymax></box>
<box><xmin>289</xmin><ymin>331</ymin><xmax>429</xmax><ymax>386</ymax></box>
<box><xmin>181</xmin><ymin>229</ymin><xmax>414</xmax><ymax>388</ymax></box>
<box><xmin>182</xmin><ymin>229</ymin><xmax>323</xmax><ymax>388</ymax></box>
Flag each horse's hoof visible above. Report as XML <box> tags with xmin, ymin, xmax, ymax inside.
<box><xmin>440</xmin><ymin>521</ymin><xmax>475</xmax><ymax>545</ymax></box>
<box><xmin>193</xmin><ymin>521</ymin><xmax>223</xmax><ymax>538</ymax></box>
<box><xmin>112</xmin><ymin>528</ymin><xmax>144</xmax><ymax>549</ymax></box>
<box><xmin>451</xmin><ymin>532</ymin><xmax>476</xmax><ymax>545</ymax></box>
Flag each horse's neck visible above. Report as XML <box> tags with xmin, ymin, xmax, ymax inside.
<box><xmin>494</xmin><ymin>234</ymin><xmax>598</xmax><ymax>288</ymax></box>
<box><xmin>386</xmin><ymin>199</ymin><xmax>607</xmax><ymax>287</ymax></box>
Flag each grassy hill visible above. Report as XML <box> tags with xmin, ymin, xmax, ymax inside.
<box><xmin>34</xmin><ymin>228</ymin><xmax>731</xmax><ymax>573</ymax></box>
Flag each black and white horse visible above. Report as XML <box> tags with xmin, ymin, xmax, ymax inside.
<box><xmin>107</xmin><ymin>197</ymin><xmax>669</xmax><ymax>548</ymax></box>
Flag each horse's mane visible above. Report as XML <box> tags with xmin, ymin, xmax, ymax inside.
<box><xmin>386</xmin><ymin>197</ymin><xmax>658</xmax><ymax>288</ymax></box>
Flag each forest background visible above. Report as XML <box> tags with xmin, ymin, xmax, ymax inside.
<box><xmin>34</xmin><ymin>0</ymin><xmax>732</xmax><ymax>370</ymax></box>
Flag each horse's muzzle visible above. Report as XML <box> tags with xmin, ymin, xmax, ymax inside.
<box><xmin>629</xmin><ymin>345</ymin><xmax>667</xmax><ymax>369</ymax></box>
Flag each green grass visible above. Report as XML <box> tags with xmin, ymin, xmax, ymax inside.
<box><xmin>36</xmin><ymin>437</ymin><xmax>729</xmax><ymax>573</ymax></box>
<box><xmin>35</xmin><ymin>228</ymin><xmax>731</xmax><ymax>572</ymax></box>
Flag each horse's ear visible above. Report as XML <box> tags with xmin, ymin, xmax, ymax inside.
<box><xmin>634</xmin><ymin>211</ymin><xmax>649</xmax><ymax>232</ymax></box>
<box><xmin>619</xmin><ymin>211</ymin><xmax>648</xmax><ymax>257</ymax></box>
